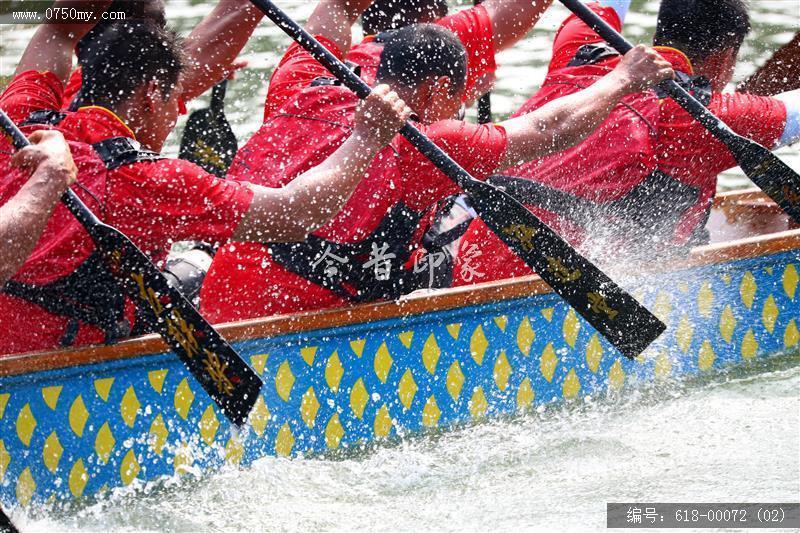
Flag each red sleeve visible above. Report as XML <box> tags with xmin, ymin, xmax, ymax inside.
<box><xmin>0</xmin><ymin>70</ymin><xmax>63</xmax><ymax>124</ymax></box>
<box><xmin>437</xmin><ymin>4</ymin><xmax>496</xmax><ymax>98</ymax></box>
<box><xmin>549</xmin><ymin>3</ymin><xmax>622</xmax><ymax>71</ymax></box>
<box><xmin>399</xmin><ymin>119</ymin><xmax>507</xmax><ymax>211</ymax></box>
<box><xmin>107</xmin><ymin>159</ymin><xmax>254</xmax><ymax>254</ymax></box>
<box><xmin>658</xmin><ymin>92</ymin><xmax>787</xmax><ymax>187</ymax></box>
<box><xmin>62</xmin><ymin>67</ymin><xmax>83</xmax><ymax>110</ymax></box>
<box><xmin>263</xmin><ymin>35</ymin><xmax>345</xmax><ymax>122</ymax></box>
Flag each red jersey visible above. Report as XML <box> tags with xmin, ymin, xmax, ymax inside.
<box><xmin>263</xmin><ymin>4</ymin><xmax>496</xmax><ymax>121</ymax></box>
<box><xmin>200</xmin><ymin>35</ymin><xmax>506</xmax><ymax>323</ymax></box>
<box><xmin>0</xmin><ymin>71</ymin><xmax>253</xmax><ymax>355</ymax></box>
<box><xmin>63</xmin><ymin>67</ymin><xmax>82</xmax><ymax>109</ymax></box>
<box><xmin>451</xmin><ymin>4</ymin><xmax>788</xmax><ymax>287</ymax></box>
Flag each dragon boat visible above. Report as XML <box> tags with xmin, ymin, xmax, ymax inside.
<box><xmin>0</xmin><ymin>188</ymin><xmax>798</xmax><ymax>508</ymax></box>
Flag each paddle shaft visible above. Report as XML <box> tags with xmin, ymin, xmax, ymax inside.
<box><xmin>475</xmin><ymin>0</ymin><xmax>492</xmax><ymax>124</ymax></box>
<box><xmin>249</xmin><ymin>0</ymin><xmax>667</xmax><ymax>358</ymax></box>
<box><xmin>0</xmin><ymin>111</ymin><xmax>263</xmax><ymax>426</ymax></box>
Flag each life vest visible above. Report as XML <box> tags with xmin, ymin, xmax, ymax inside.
<box><xmin>1</xmin><ymin>111</ymin><xmax>164</xmax><ymax>346</ymax></box>
<box><xmin>506</xmin><ymin>43</ymin><xmax>714</xmax><ymax>246</ymax></box>
<box><xmin>232</xmin><ymin>66</ymin><xmax>449</xmax><ymax>303</ymax></box>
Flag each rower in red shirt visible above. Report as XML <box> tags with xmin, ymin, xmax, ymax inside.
<box><xmin>262</xmin><ymin>0</ymin><xmax>533</xmax><ymax>120</ymax></box>
<box><xmin>63</xmin><ymin>0</ymin><xmax>262</xmax><ymax>110</ymax></box>
<box><xmin>452</xmin><ymin>0</ymin><xmax>800</xmax><ymax>286</ymax></box>
<box><xmin>0</xmin><ymin>2</ymin><xmax>412</xmax><ymax>355</ymax></box>
<box><xmin>199</xmin><ymin>0</ymin><xmax>675</xmax><ymax>324</ymax></box>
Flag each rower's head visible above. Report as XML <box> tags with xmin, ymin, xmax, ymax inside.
<box><xmin>375</xmin><ymin>24</ymin><xmax>467</xmax><ymax>124</ymax></box>
<box><xmin>75</xmin><ymin>21</ymin><xmax>185</xmax><ymax>152</ymax></box>
<box><xmin>654</xmin><ymin>0</ymin><xmax>750</xmax><ymax>90</ymax></box>
<box><xmin>76</xmin><ymin>0</ymin><xmax>166</xmax><ymax>60</ymax></box>
<box><xmin>362</xmin><ymin>0</ymin><xmax>448</xmax><ymax>36</ymax></box>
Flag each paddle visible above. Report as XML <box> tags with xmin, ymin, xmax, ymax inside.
<box><xmin>248</xmin><ymin>0</ymin><xmax>666</xmax><ymax>359</ymax></box>
<box><xmin>558</xmin><ymin>0</ymin><xmax>800</xmax><ymax>225</ymax></box>
<box><xmin>474</xmin><ymin>0</ymin><xmax>492</xmax><ymax>124</ymax></box>
<box><xmin>0</xmin><ymin>507</ymin><xmax>20</xmax><ymax>533</ymax></box>
<box><xmin>477</xmin><ymin>92</ymin><xmax>492</xmax><ymax>124</ymax></box>
<box><xmin>179</xmin><ymin>80</ymin><xmax>238</xmax><ymax>177</ymax></box>
<box><xmin>0</xmin><ymin>111</ymin><xmax>262</xmax><ymax>426</ymax></box>
<box><xmin>739</xmin><ymin>33</ymin><xmax>800</xmax><ymax>95</ymax></box>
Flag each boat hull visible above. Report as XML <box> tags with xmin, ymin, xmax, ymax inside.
<box><xmin>0</xmin><ymin>193</ymin><xmax>799</xmax><ymax>507</ymax></box>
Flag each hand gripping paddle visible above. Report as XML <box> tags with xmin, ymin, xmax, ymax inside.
<box><xmin>0</xmin><ymin>111</ymin><xmax>263</xmax><ymax>426</ymax></box>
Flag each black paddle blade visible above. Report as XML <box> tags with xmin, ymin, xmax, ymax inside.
<box><xmin>179</xmin><ymin>81</ymin><xmax>237</xmax><ymax>177</ymax></box>
<box><xmin>731</xmin><ymin>136</ymin><xmax>800</xmax><ymax>224</ymax></box>
<box><xmin>463</xmin><ymin>179</ymin><xmax>666</xmax><ymax>359</ymax></box>
<box><xmin>92</xmin><ymin>223</ymin><xmax>262</xmax><ymax>425</ymax></box>
<box><xmin>0</xmin><ymin>508</ymin><xmax>19</xmax><ymax>533</ymax></box>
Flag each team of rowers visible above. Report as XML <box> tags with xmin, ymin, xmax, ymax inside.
<box><xmin>0</xmin><ymin>0</ymin><xmax>798</xmax><ymax>355</ymax></box>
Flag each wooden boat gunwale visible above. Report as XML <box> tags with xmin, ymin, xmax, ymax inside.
<box><xmin>1</xmin><ymin>188</ymin><xmax>797</xmax><ymax>378</ymax></box>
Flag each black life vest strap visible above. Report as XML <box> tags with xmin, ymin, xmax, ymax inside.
<box><xmin>654</xmin><ymin>70</ymin><xmax>713</xmax><ymax>106</ymax></box>
<box><xmin>309</xmin><ymin>62</ymin><xmax>362</xmax><ymax>88</ymax></box>
<box><xmin>2</xmin><ymin>252</ymin><xmax>131</xmax><ymax>346</ymax></box>
<box><xmin>21</xmin><ymin>110</ymin><xmax>68</xmax><ymax>127</ymax></box>
<box><xmin>92</xmin><ymin>137</ymin><xmax>164</xmax><ymax>169</ymax></box>
<box><xmin>22</xmin><ymin>109</ymin><xmax>165</xmax><ymax>169</ymax></box>
<box><xmin>567</xmin><ymin>43</ymin><xmax>620</xmax><ymax>67</ymax></box>
<box><xmin>268</xmin><ymin>203</ymin><xmax>425</xmax><ymax>302</ymax></box>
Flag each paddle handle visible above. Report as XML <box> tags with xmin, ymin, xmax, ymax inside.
<box><xmin>211</xmin><ymin>79</ymin><xmax>228</xmax><ymax>112</ymax></box>
<box><xmin>250</xmin><ymin>0</ymin><xmax>478</xmax><ymax>192</ymax></box>
<box><xmin>474</xmin><ymin>0</ymin><xmax>492</xmax><ymax>124</ymax></box>
<box><xmin>558</xmin><ymin>0</ymin><xmax>738</xmax><ymax>142</ymax></box>
<box><xmin>0</xmin><ymin>110</ymin><xmax>104</xmax><ymax>230</ymax></box>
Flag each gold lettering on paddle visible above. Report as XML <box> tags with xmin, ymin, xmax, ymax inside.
<box><xmin>131</xmin><ymin>271</ymin><xmax>235</xmax><ymax>396</ymax></box>
<box><xmin>193</xmin><ymin>139</ymin><xmax>226</xmax><ymax>171</ymax></box>
<box><xmin>165</xmin><ymin>309</ymin><xmax>201</xmax><ymax>360</ymax></box>
<box><xmin>502</xmin><ymin>224</ymin><xmax>538</xmax><ymax>252</ymax></box>
<box><xmin>110</xmin><ymin>250</ymin><xmax>122</xmax><ymax>273</ymax></box>
<box><xmin>132</xmin><ymin>272</ymin><xmax>163</xmax><ymax>315</ymax></box>
<box><xmin>587</xmin><ymin>292</ymin><xmax>619</xmax><ymax>320</ymax></box>
<box><xmin>203</xmin><ymin>349</ymin><xmax>235</xmax><ymax>395</ymax></box>
<box><xmin>546</xmin><ymin>257</ymin><xmax>582</xmax><ymax>283</ymax></box>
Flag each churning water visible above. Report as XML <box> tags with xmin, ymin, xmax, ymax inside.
<box><xmin>13</xmin><ymin>354</ymin><xmax>800</xmax><ymax>532</ymax></box>
<box><xmin>1</xmin><ymin>0</ymin><xmax>799</xmax><ymax>531</ymax></box>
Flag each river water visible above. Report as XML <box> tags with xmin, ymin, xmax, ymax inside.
<box><xmin>1</xmin><ymin>0</ymin><xmax>799</xmax><ymax>531</ymax></box>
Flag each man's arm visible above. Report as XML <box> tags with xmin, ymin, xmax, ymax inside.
<box><xmin>498</xmin><ymin>45</ymin><xmax>673</xmax><ymax>168</ymax></box>
<box><xmin>0</xmin><ymin>131</ymin><xmax>77</xmax><ymax>285</ymax></box>
<box><xmin>304</xmin><ymin>0</ymin><xmax>374</xmax><ymax>56</ymax></box>
<box><xmin>180</xmin><ymin>0</ymin><xmax>265</xmax><ymax>101</ymax></box>
<box><xmin>774</xmin><ymin>90</ymin><xmax>800</xmax><ymax>147</ymax></box>
<box><xmin>15</xmin><ymin>1</ymin><xmax>112</xmax><ymax>83</ymax></box>
<box><xmin>481</xmin><ymin>0</ymin><xmax>555</xmax><ymax>52</ymax></box>
<box><xmin>232</xmin><ymin>85</ymin><xmax>412</xmax><ymax>242</ymax></box>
